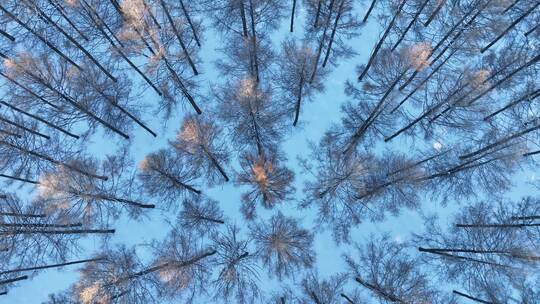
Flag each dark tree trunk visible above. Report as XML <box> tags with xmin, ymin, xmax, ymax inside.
<box><xmin>46</xmin><ymin>0</ymin><xmax>89</xmax><ymax>41</ymax></box>
<box><xmin>340</xmin><ymin>293</ymin><xmax>356</xmax><ymax>304</ymax></box>
<box><xmin>163</xmin><ymin>59</ymin><xmax>202</xmax><ymax>114</ymax></box>
<box><xmin>0</xmin><ymin>29</ymin><xmax>15</xmax><ymax>41</ymax></box>
<box><xmin>0</xmin><ymin>229</ymin><xmax>115</xmax><ymax>235</ymax></box>
<box><xmin>452</xmin><ymin>290</ymin><xmax>495</xmax><ymax>304</ymax></box>
<box><xmin>202</xmin><ymin>147</ymin><xmax>229</xmax><ymax>182</ymax></box>
<box><xmin>0</xmin><ymin>257</ymin><xmax>103</xmax><ymax>275</ymax></box>
<box><xmin>310</xmin><ymin>0</ymin><xmax>336</xmax><ymax>82</ymax></box>
<box><xmin>358</xmin><ymin>0</ymin><xmax>406</xmax><ymax>81</ymax></box>
<box><xmin>0</xmin><ymin>212</ymin><xmax>46</xmax><ymax>218</ymax></box>
<box><xmin>248</xmin><ymin>0</ymin><xmax>260</xmax><ymax>83</ymax></box>
<box><xmin>0</xmin><ymin>71</ymin><xmax>59</xmax><ymax>110</ymax></box>
<box><xmin>159</xmin><ymin>0</ymin><xmax>199</xmax><ymax>76</ymax></box>
<box><xmin>0</xmin><ymin>101</ymin><xmax>79</xmax><ymax>139</ymax></box>
<box><xmin>481</xmin><ymin>2</ymin><xmax>540</xmax><ymax>53</ymax></box>
<box><xmin>0</xmin><ymin>173</ymin><xmax>39</xmax><ymax>184</ymax></box>
<box><xmin>155</xmin><ymin>167</ymin><xmax>201</xmax><ymax>195</ymax></box>
<box><xmin>293</xmin><ymin>74</ymin><xmax>305</xmax><ymax>126</ymax></box>
<box><xmin>290</xmin><ymin>0</ymin><xmax>297</xmax><ymax>32</ymax></box>
<box><xmin>525</xmin><ymin>23</ymin><xmax>540</xmax><ymax>36</ymax></box>
<box><xmin>418</xmin><ymin>247</ymin><xmax>512</xmax><ymax>268</ymax></box>
<box><xmin>511</xmin><ymin>215</ymin><xmax>540</xmax><ymax>221</ymax></box>
<box><xmin>322</xmin><ymin>0</ymin><xmax>346</xmax><ymax>68</ymax></box>
<box><xmin>502</xmin><ymin>0</ymin><xmax>520</xmax><ymax>14</ymax></box>
<box><xmin>0</xmin><ymin>223</ymin><xmax>82</xmax><ymax>228</ymax></box>
<box><xmin>0</xmin><ymin>276</ymin><xmax>28</xmax><ymax>285</ymax></box>
<box><xmin>0</xmin><ymin>115</ymin><xmax>50</xmax><ymax>140</ymax></box>
<box><xmin>239</xmin><ymin>0</ymin><xmax>249</xmax><ymax>37</ymax></box>
<box><xmin>355</xmin><ymin>277</ymin><xmax>405</xmax><ymax>303</ymax></box>
<box><xmin>314</xmin><ymin>0</ymin><xmax>323</xmax><ymax>27</ymax></box>
<box><xmin>0</xmin><ymin>4</ymin><xmax>81</xmax><ymax>70</ymax></box>
<box><xmin>0</xmin><ymin>140</ymin><xmax>109</xmax><ymax>181</ymax></box>
<box><xmin>423</xmin><ymin>0</ymin><xmax>445</xmax><ymax>27</ymax></box>
<box><xmin>180</xmin><ymin>0</ymin><xmax>201</xmax><ymax>47</ymax></box>
<box><xmin>485</xmin><ymin>88</ymin><xmax>540</xmax><ymax>120</ymax></box>
<box><xmin>456</xmin><ymin>223</ymin><xmax>540</xmax><ymax>228</ymax></box>
<box><xmin>362</xmin><ymin>0</ymin><xmax>377</xmax><ymax>23</ymax></box>
<box><xmin>392</xmin><ymin>0</ymin><xmax>430</xmax><ymax>51</ymax></box>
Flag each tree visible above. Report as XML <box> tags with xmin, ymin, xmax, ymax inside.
<box><xmin>249</xmin><ymin>212</ymin><xmax>315</xmax><ymax>279</ymax></box>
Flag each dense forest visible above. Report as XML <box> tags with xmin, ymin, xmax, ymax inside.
<box><xmin>0</xmin><ymin>0</ymin><xmax>539</xmax><ymax>303</ymax></box>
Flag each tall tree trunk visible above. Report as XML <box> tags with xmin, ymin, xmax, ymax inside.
<box><xmin>484</xmin><ymin>88</ymin><xmax>540</xmax><ymax>120</ymax></box>
<box><xmin>0</xmin><ymin>4</ymin><xmax>81</xmax><ymax>70</ymax></box>
<box><xmin>322</xmin><ymin>0</ymin><xmax>346</xmax><ymax>68</ymax></box>
<box><xmin>0</xmin><ymin>257</ymin><xmax>103</xmax><ymax>275</ymax></box>
<box><xmin>502</xmin><ymin>0</ymin><xmax>520</xmax><ymax>14</ymax></box>
<box><xmin>385</xmin><ymin>99</ymin><xmax>447</xmax><ymax>142</ymax></box>
<box><xmin>355</xmin><ymin>277</ymin><xmax>405</xmax><ymax>303</ymax></box>
<box><xmin>293</xmin><ymin>74</ymin><xmax>305</xmax><ymax>126</ymax></box>
<box><xmin>248</xmin><ymin>0</ymin><xmax>260</xmax><ymax>83</ymax></box>
<box><xmin>0</xmin><ymin>115</ymin><xmax>50</xmax><ymax>140</ymax></box>
<box><xmin>358</xmin><ymin>0</ymin><xmax>406</xmax><ymax>81</ymax></box>
<box><xmin>110</xmin><ymin>249</ymin><xmax>216</xmax><ymax>285</ymax></box>
<box><xmin>0</xmin><ymin>229</ymin><xmax>115</xmax><ymax>235</ymax></box>
<box><xmin>0</xmin><ymin>140</ymin><xmax>109</xmax><ymax>180</ymax></box>
<box><xmin>418</xmin><ymin>247</ymin><xmax>512</xmax><ymax>268</ymax></box>
<box><xmin>0</xmin><ymin>223</ymin><xmax>82</xmax><ymax>228</ymax></box>
<box><xmin>481</xmin><ymin>1</ymin><xmax>540</xmax><ymax>53</ymax></box>
<box><xmin>423</xmin><ymin>0</ymin><xmax>446</xmax><ymax>27</ymax></box>
<box><xmin>163</xmin><ymin>59</ymin><xmax>202</xmax><ymax>114</ymax></box>
<box><xmin>79</xmin><ymin>0</ymin><xmax>162</xmax><ymax>96</ymax></box>
<box><xmin>0</xmin><ymin>101</ymin><xmax>79</xmax><ymax>139</ymax></box>
<box><xmin>46</xmin><ymin>0</ymin><xmax>89</xmax><ymax>41</ymax></box>
<box><xmin>391</xmin><ymin>49</ymin><xmax>456</xmax><ymax>113</ymax></box>
<box><xmin>0</xmin><ymin>72</ymin><xmax>59</xmax><ymax>110</ymax></box>
<box><xmin>452</xmin><ymin>290</ymin><xmax>495</xmax><ymax>304</ymax></box>
<box><xmin>525</xmin><ymin>23</ymin><xmax>540</xmax><ymax>36</ymax></box>
<box><xmin>154</xmin><ymin>166</ymin><xmax>201</xmax><ymax>195</ymax></box>
<box><xmin>202</xmin><ymin>146</ymin><xmax>230</xmax><ymax>182</ymax></box>
<box><xmin>0</xmin><ymin>212</ymin><xmax>46</xmax><ymax>218</ymax></box>
<box><xmin>392</xmin><ymin>0</ymin><xmax>430</xmax><ymax>51</ymax></box>
<box><xmin>159</xmin><ymin>0</ymin><xmax>199</xmax><ymax>76</ymax></box>
<box><xmin>0</xmin><ymin>173</ymin><xmax>38</xmax><ymax>184</ymax></box>
<box><xmin>14</xmin><ymin>61</ymin><xmax>131</xmax><ymax>139</ymax></box>
<box><xmin>345</xmin><ymin>71</ymin><xmax>405</xmax><ymax>154</ymax></box>
<box><xmin>362</xmin><ymin>0</ymin><xmax>377</xmax><ymax>23</ymax></box>
<box><xmin>25</xmin><ymin>0</ymin><xmax>117</xmax><ymax>82</ymax></box>
<box><xmin>314</xmin><ymin>0</ymin><xmax>323</xmax><ymax>27</ymax></box>
<box><xmin>310</xmin><ymin>0</ymin><xmax>336</xmax><ymax>82</ymax></box>
<box><xmin>179</xmin><ymin>0</ymin><xmax>201</xmax><ymax>47</ymax></box>
<box><xmin>511</xmin><ymin>215</ymin><xmax>540</xmax><ymax>221</ymax></box>
<box><xmin>0</xmin><ymin>276</ymin><xmax>28</xmax><ymax>285</ymax></box>
<box><xmin>460</xmin><ymin>123</ymin><xmax>540</xmax><ymax>160</ymax></box>
<box><xmin>239</xmin><ymin>0</ymin><xmax>249</xmax><ymax>37</ymax></box>
<box><xmin>0</xmin><ymin>130</ymin><xmax>21</xmax><ymax>138</ymax></box>
<box><xmin>456</xmin><ymin>223</ymin><xmax>540</xmax><ymax>228</ymax></box>
<box><xmin>340</xmin><ymin>293</ymin><xmax>356</xmax><ymax>304</ymax></box>
<box><xmin>290</xmin><ymin>0</ymin><xmax>297</xmax><ymax>32</ymax></box>
<box><xmin>0</xmin><ymin>29</ymin><xmax>15</xmax><ymax>41</ymax></box>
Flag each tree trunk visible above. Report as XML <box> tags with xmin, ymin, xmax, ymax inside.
<box><xmin>11</xmin><ymin>60</ymin><xmax>130</xmax><ymax>139</ymax></box>
<box><xmin>0</xmin><ymin>229</ymin><xmax>115</xmax><ymax>235</ymax></box>
<box><xmin>0</xmin><ymin>140</ymin><xmax>109</xmax><ymax>181</ymax></box>
<box><xmin>180</xmin><ymin>0</ymin><xmax>201</xmax><ymax>47</ymax></box>
<box><xmin>340</xmin><ymin>293</ymin><xmax>356</xmax><ymax>304</ymax></box>
<box><xmin>484</xmin><ymin>88</ymin><xmax>540</xmax><ymax>120</ymax></box>
<box><xmin>385</xmin><ymin>99</ymin><xmax>447</xmax><ymax>142</ymax></box>
<box><xmin>309</xmin><ymin>290</ymin><xmax>322</xmax><ymax>304</ymax></box>
<box><xmin>314</xmin><ymin>0</ymin><xmax>323</xmax><ymax>27</ymax></box>
<box><xmin>358</xmin><ymin>0</ymin><xmax>406</xmax><ymax>81</ymax></box>
<box><xmin>290</xmin><ymin>0</ymin><xmax>297</xmax><ymax>32</ymax></box>
<box><xmin>0</xmin><ymin>173</ymin><xmax>39</xmax><ymax>184</ymax></box>
<box><xmin>452</xmin><ymin>290</ymin><xmax>495</xmax><ymax>304</ymax></box>
<box><xmin>46</xmin><ymin>0</ymin><xmax>89</xmax><ymax>41</ymax></box>
<box><xmin>1</xmin><ymin>223</ymin><xmax>82</xmax><ymax>228</ymax></box>
<box><xmin>322</xmin><ymin>0</ymin><xmax>346</xmax><ymax>67</ymax></box>
<box><xmin>163</xmin><ymin>59</ymin><xmax>202</xmax><ymax>114</ymax></box>
<box><xmin>0</xmin><ymin>4</ymin><xmax>81</xmax><ymax>70</ymax></box>
<box><xmin>26</xmin><ymin>0</ymin><xmax>117</xmax><ymax>82</ymax></box>
<box><xmin>455</xmin><ymin>223</ymin><xmax>540</xmax><ymax>228</ymax></box>
<box><xmin>355</xmin><ymin>277</ymin><xmax>405</xmax><ymax>303</ymax></box>
<box><xmin>79</xmin><ymin>193</ymin><xmax>155</xmax><ymax>209</ymax></box>
<box><xmin>202</xmin><ymin>146</ymin><xmax>229</xmax><ymax>182</ymax></box>
<box><xmin>525</xmin><ymin>23</ymin><xmax>540</xmax><ymax>36</ymax></box>
<box><xmin>111</xmin><ymin>249</ymin><xmax>216</xmax><ymax>285</ymax></box>
<box><xmin>502</xmin><ymin>0</ymin><xmax>520</xmax><ymax>14</ymax></box>
<box><xmin>423</xmin><ymin>0</ymin><xmax>445</xmax><ymax>27</ymax></box>
<box><xmin>460</xmin><ymin>123</ymin><xmax>540</xmax><ymax>160</ymax></box>
<box><xmin>0</xmin><ymin>29</ymin><xmax>15</xmax><ymax>41</ymax></box>
<box><xmin>0</xmin><ymin>212</ymin><xmax>46</xmax><ymax>218</ymax></box>
<box><xmin>418</xmin><ymin>247</ymin><xmax>512</xmax><ymax>268</ymax></box>
<box><xmin>392</xmin><ymin>0</ymin><xmax>430</xmax><ymax>51</ymax></box>
<box><xmin>0</xmin><ymin>101</ymin><xmax>79</xmax><ymax>139</ymax></box>
<box><xmin>0</xmin><ymin>115</ymin><xmax>50</xmax><ymax>140</ymax></box>
<box><xmin>248</xmin><ymin>0</ymin><xmax>260</xmax><ymax>83</ymax></box>
<box><xmin>362</xmin><ymin>0</ymin><xmax>377</xmax><ymax>23</ymax></box>
<box><xmin>511</xmin><ymin>215</ymin><xmax>540</xmax><ymax>221</ymax></box>
<box><xmin>0</xmin><ymin>71</ymin><xmax>59</xmax><ymax>110</ymax></box>
<box><xmin>0</xmin><ymin>276</ymin><xmax>28</xmax><ymax>285</ymax></box>
<box><xmin>154</xmin><ymin>167</ymin><xmax>201</xmax><ymax>195</ymax></box>
<box><xmin>239</xmin><ymin>0</ymin><xmax>249</xmax><ymax>37</ymax></box>
<box><xmin>345</xmin><ymin>71</ymin><xmax>405</xmax><ymax>154</ymax></box>
<box><xmin>197</xmin><ymin>215</ymin><xmax>225</xmax><ymax>224</ymax></box>
<box><xmin>391</xmin><ymin>49</ymin><xmax>456</xmax><ymax>113</ymax></box>
<box><xmin>80</xmin><ymin>0</ymin><xmax>162</xmax><ymax>96</ymax></box>
<box><xmin>159</xmin><ymin>0</ymin><xmax>198</xmax><ymax>76</ymax></box>
<box><xmin>0</xmin><ymin>257</ymin><xmax>103</xmax><ymax>275</ymax></box>
<box><xmin>310</xmin><ymin>0</ymin><xmax>336</xmax><ymax>82</ymax></box>
<box><xmin>0</xmin><ymin>129</ymin><xmax>21</xmax><ymax>138</ymax></box>
<box><xmin>481</xmin><ymin>1</ymin><xmax>540</xmax><ymax>53</ymax></box>
<box><xmin>293</xmin><ymin>74</ymin><xmax>305</xmax><ymax>126</ymax></box>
